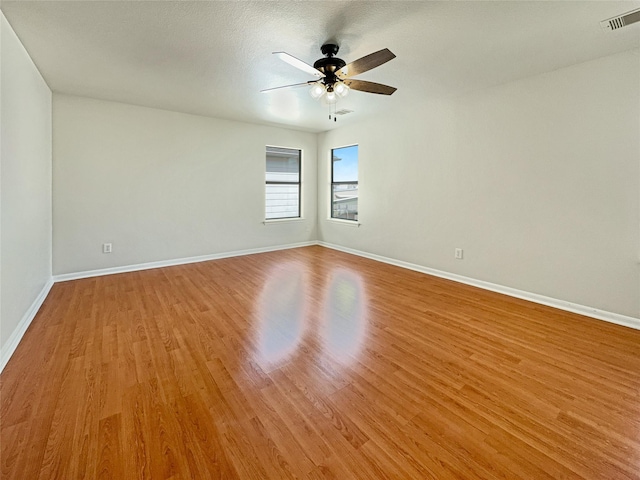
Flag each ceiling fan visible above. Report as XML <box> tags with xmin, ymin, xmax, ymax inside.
<box><xmin>261</xmin><ymin>44</ymin><xmax>397</xmax><ymax>106</ymax></box>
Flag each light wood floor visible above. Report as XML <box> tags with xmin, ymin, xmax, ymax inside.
<box><xmin>1</xmin><ymin>246</ymin><xmax>639</xmax><ymax>479</ymax></box>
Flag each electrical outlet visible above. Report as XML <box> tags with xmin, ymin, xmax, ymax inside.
<box><xmin>455</xmin><ymin>248</ymin><xmax>463</xmax><ymax>260</ymax></box>
<box><xmin>103</xmin><ymin>243</ymin><xmax>112</xmax><ymax>254</ymax></box>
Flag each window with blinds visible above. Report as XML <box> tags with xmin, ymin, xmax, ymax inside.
<box><xmin>265</xmin><ymin>146</ymin><xmax>301</xmax><ymax>220</ymax></box>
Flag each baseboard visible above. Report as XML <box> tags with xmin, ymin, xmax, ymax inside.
<box><xmin>318</xmin><ymin>241</ymin><xmax>640</xmax><ymax>331</ymax></box>
<box><xmin>53</xmin><ymin>241</ymin><xmax>318</xmax><ymax>282</ymax></box>
<box><xmin>0</xmin><ymin>278</ymin><xmax>54</xmax><ymax>374</ymax></box>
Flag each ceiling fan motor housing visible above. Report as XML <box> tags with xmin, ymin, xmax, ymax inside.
<box><xmin>314</xmin><ymin>44</ymin><xmax>346</xmax><ymax>86</ymax></box>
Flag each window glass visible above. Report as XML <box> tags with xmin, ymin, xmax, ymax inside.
<box><xmin>332</xmin><ymin>145</ymin><xmax>358</xmax><ymax>182</ymax></box>
<box><xmin>331</xmin><ymin>145</ymin><xmax>358</xmax><ymax>221</ymax></box>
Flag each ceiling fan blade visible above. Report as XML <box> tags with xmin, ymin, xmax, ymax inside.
<box><xmin>273</xmin><ymin>52</ymin><xmax>325</xmax><ymax>78</ymax></box>
<box><xmin>344</xmin><ymin>79</ymin><xmax>397</xmax><ymax>95</ymax></box>
<box><xmin>338</xmin><ymin>48</ymin><xmax>396</xmax><ymax>78</ymax></box>
<box><xmin>260</xmin><ymin>81</ymin><xmax>315</xmax><ymax>93</ymax></box>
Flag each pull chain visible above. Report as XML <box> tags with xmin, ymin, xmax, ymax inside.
<box><xmin>328</xmin><ymin>103</ymin><xmax>338</xmax><ymax>122</ymax></box>
<box><xmin>329</xmin><ymin>103</ymin><xmax>337</xmax><ymax>122</ymax></box>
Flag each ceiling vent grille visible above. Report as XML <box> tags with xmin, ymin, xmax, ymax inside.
<box><xmin>601</xmin><ymin>8</ymin><xmax>640</xmax><ymax>30</ymax></box>
<box><xmin>335</xmin><ymin>109</ymin><xmax>354</xmax><ymax>116</ymax></box>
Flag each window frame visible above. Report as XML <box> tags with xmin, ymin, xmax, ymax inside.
<box><xmin>265</xmin><ymin>146</ymin><xmax>302</xmax><ymax>221</ymax></box>
<box><xmin>330</xmin><ymin>144</ymin><xmax>359</xmax><ymax>222</ymax></box>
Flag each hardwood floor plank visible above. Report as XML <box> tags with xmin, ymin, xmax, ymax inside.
<box><xmin>259</xmin><ymin>379</ymin><xmax>332</xmax><ymax>465</ymax></box>
<box><xmin>96</xmin><ymin>413</ymin><xmax>123</xmax><ymax>479</ymax></box>
<box><xmin>171</xmin><ymin>393</ymin><xmax>238</xmax><ymax>479</ymax></box>
<box><xmin>121</xmin><ymin>383</ymin><xmax>151</xmax><ymax>480</ymax></box>
<box><xmin>244</xmin><ymin>415</ymin><xmax>303</xmax><ymax>480</ymax></box>
<box><xmin>276</xmin><ymin>366</ymin><xmax>370</xmax><ymax>450</ymax></box>
<box><xmin>1</xmin><ymin>246</ymin><xmax>639</xmax><ymax>479</ymax></box>
<box><xmin>0</xmin><ymin>423</ymin><xmax>27</xmax><ymax>479</ymax></box>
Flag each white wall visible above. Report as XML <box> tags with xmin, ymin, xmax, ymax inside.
<box><xmin>0</xmin><ymin>13</ymin><xmax>52</xmax><ymax>352</ymax></box>
<box><xmin>53</xmin><ymin>94</ymin><xmax>317</xmax><ymax>275</ymax></box>
<box><xmin>318</xmin><ymin>50</ymin><xmax>640</xmax><ymax>319</ymax></box>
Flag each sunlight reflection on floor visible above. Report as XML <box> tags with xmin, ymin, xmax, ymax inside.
<box><xmin>256</xmin><ymin>262</ymin><xmax>307</xmax><ymax>365</ymax></box>
<box><xmin>255</xmin><ymin>262</ymin><xmax>367</xmax><ymax>368</ymax></box>
<box><xmin>322</xmin><ymin>268</ymin><xmax>367</xmax><ymax>365</ymax></box>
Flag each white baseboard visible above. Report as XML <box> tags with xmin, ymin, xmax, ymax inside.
<box><xmin>318</xmin><ymin>241</ymin><xmax>640</xmax><ymax>331</ymax></box>
<box><xmin>53</xmin><ymin>241</ymin><xmax>318</xmax><ymax>282</ymax></box>
<box><xmin>0</xmin><ymin>278</ymin><xmax>54</xmax><ymax>374</ymax></box>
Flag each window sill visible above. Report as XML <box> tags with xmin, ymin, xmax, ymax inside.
<box><xmin>263</xmin><ymin>218</ymin><xmax>305</xmax><ymax>225</ymax></box>
<box><xmin>326</xmin><ymin>218</ymin><xmax>361</xmax><ymax>227</ymax></box>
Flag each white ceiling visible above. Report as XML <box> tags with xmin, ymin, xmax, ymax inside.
<box><xmin>2</xmin><ymin>1</ymin><xmax>640</xmax><ymax>133</ymax></box>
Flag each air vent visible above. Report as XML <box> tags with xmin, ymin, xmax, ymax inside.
<box><xmin>335</xmin><ymin>109</ymin><xmax>354</xmax><ymax>116</ymax></box>
<box><xmin>601</xmin><ymin>8</ymin><xmax>640</xmax><ymax>31</ymax></box>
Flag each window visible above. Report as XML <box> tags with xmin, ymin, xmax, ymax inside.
<box><xmin>265</xmin><ymin>146</ymin><xmax>301</xmax><ymax>220</ymax></box>
<box><xmin>331</xmin><ymin>145</ymin><xmax>358</xmax><ymax>221</ymax></box>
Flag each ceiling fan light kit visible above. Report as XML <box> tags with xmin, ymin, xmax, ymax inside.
<box><xmin>324</xmin><ymin>90</ymin><xmax>337</xmax><ymax>105</ymax></box>
<box><xmin>333</xmin><ymin>82</ymin><xmax>349</xmax><ymax>97</ymax></box>
<box><xmin>309</xmin><ymin>83</ymin><xmax>325</xmax><ymax>99</ymax></box>
<box><xmin>262</xmin><ymin>43</ymin><xmax>397</xmax><ymax>121</ymax></box>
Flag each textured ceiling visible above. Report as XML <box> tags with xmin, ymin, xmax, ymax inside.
<box><xmin>2</xmin><ymin>1</ymin><xmax>640</xmax><ymax>132</ymax></box>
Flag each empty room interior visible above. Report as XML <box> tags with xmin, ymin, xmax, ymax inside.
<box><xmin>1</xmin><ymin>1</ymin><xmax>640</xmax><ymax>478</ymax></box>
